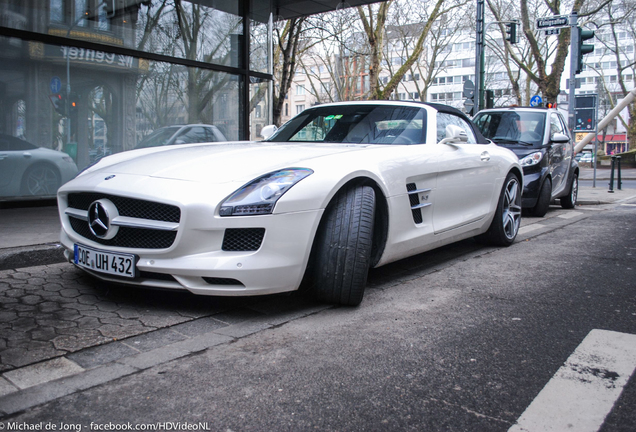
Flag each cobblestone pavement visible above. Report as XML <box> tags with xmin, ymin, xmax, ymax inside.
<box><xmin>0</xmin><ymin>262</ymin><xmax>276</xmax><ymax>374</ymax></box>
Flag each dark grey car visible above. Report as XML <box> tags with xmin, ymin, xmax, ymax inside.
<box><xmin>473</xmin><ymin>107</ymin><xmax>579</xmax><ymax>217</ymax></box>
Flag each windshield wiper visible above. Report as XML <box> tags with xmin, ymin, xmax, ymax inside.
<box><xmin>491</xmin><ymin>138</ymin><xmax>534</xmax><ymax>146</ymax></box>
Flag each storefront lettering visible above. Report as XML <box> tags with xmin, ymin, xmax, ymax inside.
<box><xmin>60</xmin><ymin>46</ymin><xmax>135</xmax><ymax>69</ymax></box>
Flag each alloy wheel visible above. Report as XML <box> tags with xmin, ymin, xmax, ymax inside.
<box><xmin>502</xmin><ymin>177</ymin><xmax>522</xmax><ymax>240</ymax></box>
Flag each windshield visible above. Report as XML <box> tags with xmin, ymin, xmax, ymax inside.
<box><xmin>135</xmin><ymin>127</ymin><xmax>180</xmax><ymax>149</ymax></box>
<box><xmin>473</xmin><ymin>111</ymin><xmax>546</xmax><ymax>147</ymax></box>
<box><xmin>269</xmin><ymin>105</ymin><xmax>427</xmax><ymax>145</ymax></box>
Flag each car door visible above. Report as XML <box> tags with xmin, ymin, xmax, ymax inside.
<box><xmin>548</xmin><ymin>112</ymin><xmax>568</xmax><ymax>194</ymax></box>
<box><xmin>0</xmin><ymin>135</ymin><xmax>30</xmax><ymax>192</ymax></box>
<box><xmin>432</xmin><ymin>113</ymin><xmax>498</xmax><ymax>234</ymax></box>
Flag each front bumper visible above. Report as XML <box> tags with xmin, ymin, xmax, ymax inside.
<box><xmin>520</xmin><ymin>168</ymin><xmax>546</xmax><ymax>209</ymax></box>
<box><xmin>59</xmin><ymin>180</ymin><xmax>324</xmax><ymax>297</ymax></box>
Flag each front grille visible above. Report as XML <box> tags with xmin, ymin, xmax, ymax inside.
<box><xmin>202</xmin><ymin>277</ymin><xmax>244</xmax><ymax>286</ymax></box>
<box><xmin>222</xmin><ymin>228</ymin><xmax>265</xmax><ymax>251</ymax></box>
<box><xmin>406</xmin><ymin>183</ymin><xmax>423</xmax><ymax>224</ymax></box>
<box><xmin>67</xmin><ymin>193</ymin><xmax>180</xmax><ymax>249</ymax></box>
<box><xmin>70</xmin><ymin>217</ymin><xmax>177</xmax><ymax>249</ymax></box>
<box><xmin>68</xmin><ymin>193</ymin><xmax>180</xmax><ymax>223</ymax></box>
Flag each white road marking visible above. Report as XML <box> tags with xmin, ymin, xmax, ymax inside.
<box><xmin>508</xmin><ymin>329</ymin><xmax>636</xmax><ymax>432</ymax></box>
<box><xmin>518</xmin><ymin>224</ymin><xmax>545</xmax><ymax>235</ymax></box>
<box><xmin>558</xmin><ymin>211</ymin><xmax>583</xmax><ymax>219</ymax></box>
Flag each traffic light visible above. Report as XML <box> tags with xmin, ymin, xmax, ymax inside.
<box><xmin>576</xmin><ymin>26</ymin><xmax>595</xmax><ymax>74</ymax></box>
<box><xmin>505</xmin><ymin>21</ymin><xmax>518</xmax><ymax>44</ymax></box>
<box><xmin>485</xmin><ymin>90</ymin><xmax>494</xmax><ymax>109</ymax></box>
<box><xmin>49</xmin><ymin>94</ymin><xmax>66</xmax><ymax>116</ymax></box>
<box><xmin>69</xmin><ymin>94</ymin><xmax>78</xmax><ymax>117</ymax></box>
<box><xmin>546</xmin><ymin>102</ymin><xmax>557</xmax><ymax>108</ymax></box>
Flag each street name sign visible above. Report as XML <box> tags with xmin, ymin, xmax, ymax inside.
<box><xmin>537</xmin><ymin>15</ymin><xmax>568</xmax><ymax>29</ymax></box>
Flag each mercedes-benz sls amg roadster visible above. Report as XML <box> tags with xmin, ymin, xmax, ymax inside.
<box><xmin>58</xmin><ymin>101</ymin><xmax>522</xmax><ymax>306</ymax></box>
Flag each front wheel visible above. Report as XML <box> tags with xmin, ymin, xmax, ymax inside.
<box><xmin>20</xmin><ymin>164</ymin><xmax>61</xmax><ymax>196</ymax></box>
<box><xmin>560</xmin><ymin>174</ymin><xmax>578</xmax><ymax>209</ymax></box>
<box><xmin>477</xmin><ymin>173</ymin><xmax>522</xmax><ymax>247</ymax></box>
<box><xmin>311</xmin><ymin>185</ymin><xmax>375</xmax><ymax>306</ymax></box>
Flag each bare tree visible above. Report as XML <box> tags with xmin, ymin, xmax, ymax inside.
<box><xmin>357</xmin><ymin>0</ymin><xmax>466</xmax><ymax>100</ymax></box>
<box><xmin>385</xmin><ymin>4</ymin><xmax>468</xmax><ymax>103</ymax></box>
<box><xmin>273</xmin><ymin>18</ymin><xmax>307</xmax><ymax>126</ymax></box>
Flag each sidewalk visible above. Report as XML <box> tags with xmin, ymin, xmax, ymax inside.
<box><xmin>1</xmin><ymin>168</ymin><xmax>635</xmax><ymax>271</ymax></box>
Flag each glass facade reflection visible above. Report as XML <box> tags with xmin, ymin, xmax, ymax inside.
<box><xmin>0</xmin><ymin>0</ymin><xmax>272</xmax><ymax>199</ymax></box>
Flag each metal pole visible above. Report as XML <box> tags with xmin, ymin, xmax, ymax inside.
<box><xmin>475</xmin><ymin>0</ymin><xmax>485</xmax><ymax>113</ymax></box>
<box><xmin>592</xmin><ymin>134</ymin><xmax>597</xmax><ymax>188</ymax></box>
<box><xmin>568</xmin><ymin>12</ymin><xmax>578</xmax><ymax>134</ymax></box>
<box><xmin>66</xmin><ymin>53</ymin><xmax>71</xmax><ymax>147</ymax></box>
<box><xmin>609</xmin><ymin>156</ymin><xmax>615</xmax><ymax>193</ymax></box>
<box><xmin>617</xmin><ymin>156</ymin><xmax>622</xmax><ymax>190</ymax></box>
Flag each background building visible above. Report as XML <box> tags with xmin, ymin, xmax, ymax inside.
<box><xmin>0</xmin><ymin>0</ymin><xmax>382</xmax><ymax>200</ymax></box>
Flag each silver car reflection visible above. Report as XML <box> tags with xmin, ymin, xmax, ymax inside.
<box><xmin>135</xmin><ymin>124</ymin><xmax>227</xmax><ymax>149</ymax></box>
<box><xmin>0</xmin><ymin>134</ymin><xmax>78</xmax><ymax>200</ymax></box>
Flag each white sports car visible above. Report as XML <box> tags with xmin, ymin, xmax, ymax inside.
<box><xmin>58</xmin><ymin>101</ymin><xmax>522</xmax><ymax>306</ymax></box>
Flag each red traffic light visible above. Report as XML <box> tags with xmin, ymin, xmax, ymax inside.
<box><xmin>546</xmin><ymin>102</ymin><xmax>557</xmax><ymax>108</ymax></box>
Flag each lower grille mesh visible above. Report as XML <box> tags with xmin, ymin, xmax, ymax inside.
<box><xmin>202</xmin><ymin>277</ymin><xmax>244</xmax><ymax>286</ymax></box>
<box><xmin>222</xmin><ymin>228</ymin><xmax>265</xmax><ymax>251</ymax></box>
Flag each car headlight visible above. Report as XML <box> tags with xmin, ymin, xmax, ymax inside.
<box><xmin>219</xmin><ymin>168</ymin><xmax>313</xmax><ymax>216</ymax></box>
<box><xmin>519</xmin><ymin>151</ymin><xmax>543</xmax><ymax>167</ymax></box>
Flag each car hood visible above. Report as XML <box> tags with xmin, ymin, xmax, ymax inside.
<box><xmin>88</xmin><ymin>142</ymin><xmax>369</xmax><ymax>184</ymax></box>
<box><xmin>491</xmin><ymin>144</ymin><xmax>544</xmax><ymax>159</ymax></box>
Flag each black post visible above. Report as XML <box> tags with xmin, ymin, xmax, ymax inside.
<box><xmin>617</xmin><ymin>156</ymin><xmax>622</xmax><ymax>190</ymax></box>
<box><xmin>609</xmin><ymin>156</ymin><xmax>616</xmax><ymax>193</ymax></box>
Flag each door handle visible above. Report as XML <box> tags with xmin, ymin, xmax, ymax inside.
<box><xmin>480</xmin><ymin>151</ymin><xmax>490</xmax><ymax>162</ymax></box>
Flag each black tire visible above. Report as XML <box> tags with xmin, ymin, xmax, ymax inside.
<box><xmin>529</xmin><ymin>177</ymin><xmax>551</xmax><ymax>217</ymax></box>
<box><xmin>312</xmin><ymin>185</ymin><xmax>375</xmax><ymax>306</ymax></box>
<box><xmin>477</xmin><ymin>172</ymin><xmax>521</xmax><ymax>247</ymax></box>
<box><xmin>560</xmin><ymin>174</ymin><xmax>578</xmax><ymax>209</ymax></box>
<box><xmin>20</xmin><ymin>164</ymin><xmax>61</xmax><ymax>196</ymax></box>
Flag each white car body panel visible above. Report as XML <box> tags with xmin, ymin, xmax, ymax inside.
<box><xmin>58</xmin><ymin>101</ymin><xmax>522</xmax><ymax>298</ymax></box>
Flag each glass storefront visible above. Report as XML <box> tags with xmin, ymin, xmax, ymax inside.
<box><xmin>0</xmin><ymin>0</ymin><xmax>272</xmax><ymax>200</ymax></box>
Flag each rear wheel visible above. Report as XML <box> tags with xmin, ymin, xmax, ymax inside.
<box><xmin>312</xmin><ymin>185</ymin><xmax>375</xmax><ymax>306</ymax></box>
<box><xmin>560</xmin><ymin>174</ymin><xmax>578</xmax><ymax>209</ymax></box>
<box><xmin>478</xmin><ymin>172</ymin><xmax>521</xmax><ymax>246</ymax></box>
<box><xmin>529</xmin><ymin>177</ymin><xmax>551</xmax><ymax>217</ymax></box>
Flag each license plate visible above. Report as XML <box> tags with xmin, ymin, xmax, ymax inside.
<box><xmin>74</xmin><ymin>244</ymin><xmax>137</xmax><ymax>278</ymax></box>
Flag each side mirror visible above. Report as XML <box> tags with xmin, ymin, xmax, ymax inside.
<box><xmin>260</xmin><ymin>125</ymin><xmax>278</xmax><ymax>140</ymax></box>
<box><xmin>551</xmin><ymin>133</ymin><xmax>569</xmax><ymax>143</ymax></box>
<box><xmin>438</xmin><ymin>124</ymin><xmax>468</xmax><ymax>145</ymax></box>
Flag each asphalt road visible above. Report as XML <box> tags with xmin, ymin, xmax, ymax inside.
<box><xmin>1</xmin><ymin>203</ymin><xmax>636</xmax><ymax>431</ymax></box>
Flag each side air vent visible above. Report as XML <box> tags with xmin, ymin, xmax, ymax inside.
<box><xmin>406</xmin><ymin>183</ymin><xmax>431</xmax><ymax>224</ymax></box>
<box><xmin>222</xmin><ymin>228</ymin><xmax>266</xmax><ymax>251</ymax></box>
<box><xmin>202</xmin><ymin>277</ymin><xmax>244</xmax><ymax>286</ymax></box>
